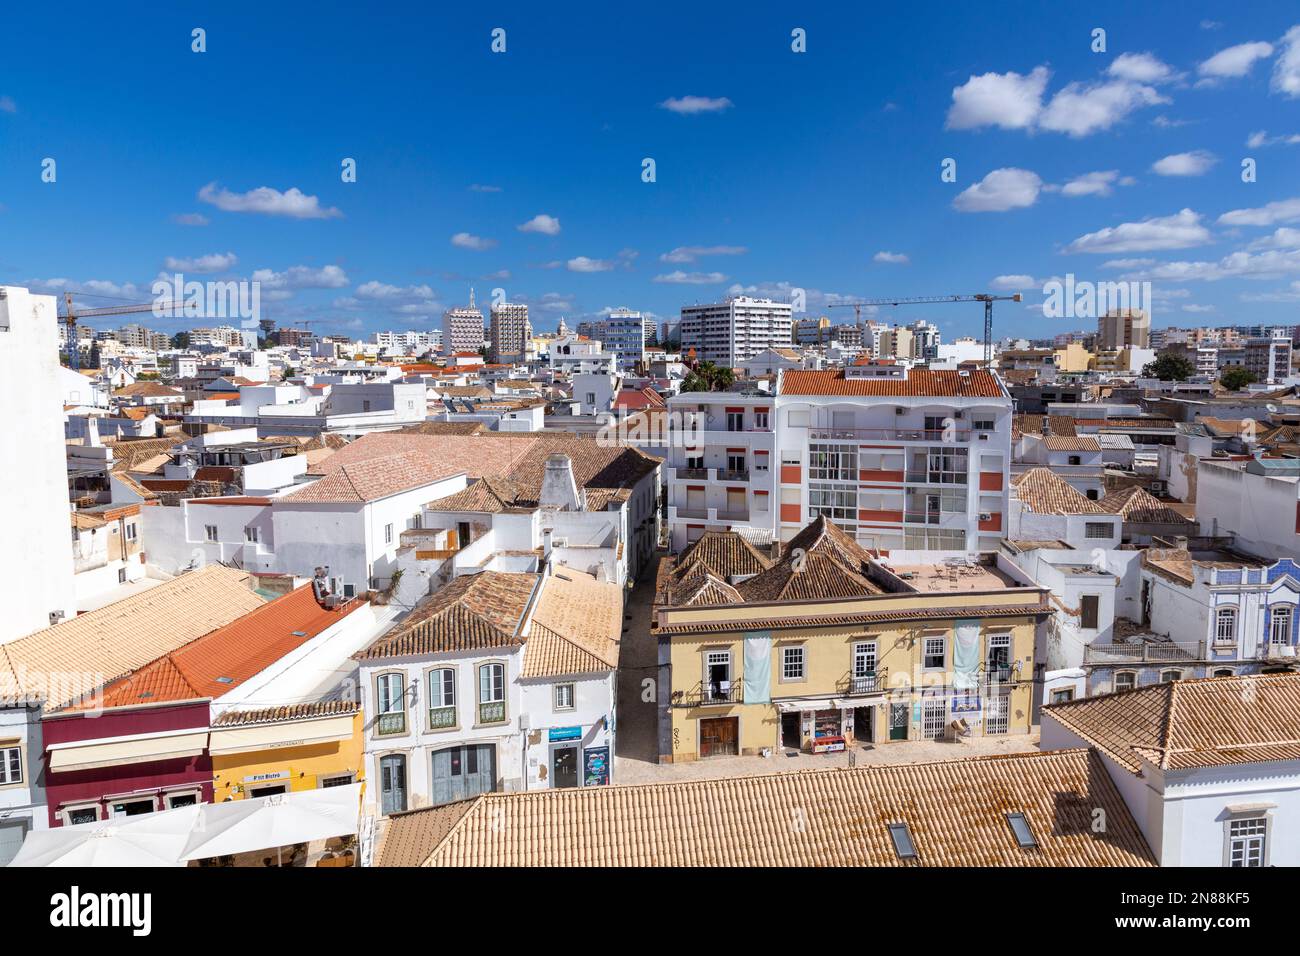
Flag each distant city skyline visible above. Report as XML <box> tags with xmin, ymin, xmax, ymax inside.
<box><xmin>3</xmin><ymin>2</ymin><xmax>1299</xmax><ymax>340</ymax></box>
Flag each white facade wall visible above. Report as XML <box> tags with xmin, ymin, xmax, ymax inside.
<box><xmin>1197</xmin><ymin>460</ymin><xmax>1300</xmax><ymax>558</ymax></box>
<box><xmin>0</xmin><ymin>287</ymin><xmax>76</xmax><ymax>643</ymax></box>
<box><xmin>519</xmin><ymin>674</ymin><xmax>616</xmax><ymax>790</ymax></box>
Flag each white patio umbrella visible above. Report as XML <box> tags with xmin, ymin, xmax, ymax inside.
<box><xmin>179</xmin><ymin>782</ymin><xmax>361</xmax><ymax>863</ymax></box>
<box><xmin>8</xmin><ymin>804</ymin><xmax>200</xmax><ymax>868</ymax></box>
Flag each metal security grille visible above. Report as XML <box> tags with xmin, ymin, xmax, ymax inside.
<box><xmin>986</xmin><ymin>694</ymin><xmax>1009</xmax><ymax>735</ymax></box>
<box><xmin>922</xmin><ymin>700</ymin><xmax>946</xmax><ymax>740</ymax></box>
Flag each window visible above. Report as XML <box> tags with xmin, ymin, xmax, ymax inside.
<box><xmin>986</xmin><ymin>693</ymin><xmax>1010</xmax><ymax>734</ymax></box>
<box><xmin>1160</xmin><ymin>669</ymin><xmax>1182</xmax><ymax>683</ymax></box>
<box><xmin>1084</xmin><ymin>522</ymin><xmax>1112</xmax><ymax>539</ymax></box>
<box><xmin>244</xmin><ymin>526</ymin><xmax>259</xmax><ymax>543</ymax></box>
<box><xmin>726</xmin><ymin>411</ymin><xmax>743</xmax><ymax>431</ymax></box>
<box><xmin>428</xmin><ymin>668</ymin><xmax>456</xmax><ymax>729</ymax></box>
<box><xmin>781</xmin><ymin>646</ymin><xmax>805</xmax><ymax>681</ymax></box>
<box><xmin>375</xmin><ymin>673</ymin><xmax>406</xmax><ymax>735</ymax></box>
<box><xmin>704</xmin><ymin>650</ymin><xmax>731</xmax><ymax>702</ymax></box>
<box><xmin>922</xmin><ymin>699</ymin><xmax>946</xmax><ymax>739</ymax></box>
<box><xmin>384</xmin><ymin>523</ymin><xmax>394</xmax><ymax>545</ymax></box>
<box><xmin>320</xmin><ymin>773</ymin><xmax>355</xmax><ymax>788</ymax></box>
<box><xmin>1213</xmin><ymin>668</ymin><xmax>1235</xmax><ymax>678</ymax></box>
<box><xmin>809</xmin><ymin>443</ymin><xmax>857</xmax><ymax>482</ymax></box>
<box><xmin>110</xmin><ymin>797</ymin><xmax>156</xmax><ymax>818</ymax></box>
<box><xmin>1216</xmin><ymin>607</ymin><xmax>1237</xmax><ymax>643</ymax></box>
<box><xmin>124</xmin><ymin>523</ymin><xmax>137</xmax><ymax>541</ymax></box>
<box><xmin>1080</xmin><ymin>594</ymin><xmax>1100</xmax><ymax>630</ymax></box>
<box><xmin>64</xmin><ymin>805</ymin><xmax>99</xmax><ymax>826</ymax></box>
<box><xmin>1271</xmin><ymin>605</ymin><xmax>1293</xmax><ymax>646</ymax></box>
<box><xmin>585</xmin><ymin>392</ymin><xmax>596</xmax><ymax>406</ymax></box>
<box><xmin>1114</xmin><ymin>671</ymin><xmax>1136</xmax><ymax>692</ymax></box>
<box><xmin>0</xmin><ymin>745</ymin><xmax>21</xmax><ymax>785</ymax></box>
<box><xmin>118</xmin><ymin>568</ymin><xmax>127</xmax><ymax>584</ymax></box>
<box><xmin>809</xmin><ymin>484</ymin><xmax>857</xmax><ymax>523</ymax></box>
<box><xmin>1006</xmin><ymin>812</ymin><xmax>1038</xmax><ymax>849</ymax></box>
<box><xmin>755</xmin><ymin>410</ymin><xmax>769</xmax><ymax>429</ymax></box>
<box><xmin>887</xmin><ymin>822</ymin><xmax>917</xmax><ymax>861</ymax></box>
<box><xmin>726</xmin><ymin>451</ymin><xmax>746</xmax><ymax>473</ymax></box>
<box><xmin>165</xmin><ymin>791</ymin><xmax>198</xmax><ymax>809</ymax></box>
<box><xmin>478</xmin><ymin>663</ymin><xmax>506</xmax><ymax>723</ymax></box>
<box><xmin>205</xmin><ymin>524</ymin><xmax>218</xmax><ymax>541</ymax></box>
<box><xmin>973</xmin><ymin>419</ymin><xmax>995</xmax><ymax>432</ymax></box>
<box><xmin>923</xmin><ymin>636</ymin><xmax>945</xmax><ymax>669</ymax></box>
<box><xmin>1050</xmin><ymin>688</ymin><xmax>1075</xmax><ymax>704</ymax></box>
<box><xmin>755</xmin><ymin>491</ymin><xmax>769</xmax><ymax>512</ymax></box>
<box><xmin>853</xmin><ymin>641</ymin><xmax>877</xmax><ymax>678</ymax></box>
<box><xmin>1228</xmin><ymin>817</ymin><xmax>1267</xmax><ymax>867</ymax></box>
<box><xmin>987</xmin><ymin>633</ymin><xmax>1011</xmax><ymax>680</ymax></box>
<box><xmin>554</xmin><ymin>683</ymin><xmax>576</xmax><ymax>711</ymax></box>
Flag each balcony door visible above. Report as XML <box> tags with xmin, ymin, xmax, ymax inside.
<box><xmin>431</xmin><ymin>744</ymin><xmax>496</xmax><ymax>806</ymax></box>
<box><xmin>379</xmin><ymin>754</ymin><xmax>407</xmax><ymax>815</ymax></box>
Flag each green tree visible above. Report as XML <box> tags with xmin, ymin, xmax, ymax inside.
<box><xmin>680</xmin><ymin>361</ymin><xmax>735</xmax><ymax>392</ymax></box>
<box><xmin>171</xmin><ymin>331</ymin><xmax>191</xmax><ymax>349</ymax></box>
<box><xmin>1219</xmin><ymin>367</ymin><xmax>1258</xmax><ymax>391</ymax></box>
<box><xmin>1142</xmin><ymin>351</ymin><xmax>1195</xmax><ymax>382</ymax></box>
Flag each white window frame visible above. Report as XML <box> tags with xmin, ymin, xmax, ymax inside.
<box><xmin>923</xmin><ymin>636</ymin><xmax>946</xmax><ymax>670</ymax></box>
<box><xmin>553</xmin><ymin>682</ymin><xmax>576</xmax><ymax>712</ymax></box>
<box><xmin>1225</xmin><ymin>814</ymin><xmax>1269</xmax><ymax>867</ymax></box>
<box><xmin>204</xmin><ymin>524</ymin><xmax>218</xmax><ymax>542</ymax></box>
<box><xmin>1114</xmin><ymin>670</ymin><xmax>1137</xmax><ymax>692</ymax></box>
<box><xmin>478</xmin><ymin>662</ymin><xmax>507</xmax><ymax>725</ymax></box>
<box><xmin>0</xmin><ymin>744</ymin><xmax>22</xmax><ymax>786</ymax></box>
<box><xmin>384</xmin><ymin>523</ymin><xmax>394</xmax><ymax>545</ymax></box>
<box><xmin>375</xmin><ymin>672</ymin><xmax>407</xmax><ymax>736</ymax></box>
<box><xmin>1160</xmin><ymin>669</ymin><xmax>1182</xmax><ymax>683</ymax></box>
<box><xmin>781</xmin><ymin>645</ymin><xmax>806</xmax><ymax>682</ymax></box>
<box><xmin>852</xmin><ymin>641</ymin><xmax>877</xmax><ymax>678</ymax></box>
<box><xmin>1270</xmin><ymin>605</ymin><xmax>1293</xmax><ymax>646</ymax></box>
<box><xmin>1216</xmin><ymin>607</ymin><xmax>1237</xmax><ymax>644</ymax></box>
<box><xmin>427</xmin><ymin>667</ymin><xmax>457</xmax><ymax>730</ymax></box>
<box><xmin>244</xmin><ymin>525</ymin><xmax>258</xmax><ymax>543</ymax></box>
<box><xmin>61</xmin><ymin>802</ymin><xmax>101</xmax><ymax>826</ymax></box>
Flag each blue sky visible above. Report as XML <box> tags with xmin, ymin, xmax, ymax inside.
<box><xmin>2</xmin><ymin>1</ymin><xmax>1299</xmax><ymax>341</ymax></box>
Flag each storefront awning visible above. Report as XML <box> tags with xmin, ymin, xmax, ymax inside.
<box><xmin>208</xmin><ymin>715</ymin><xmax>354</xmax><ymax>756</ymax></box>
<box><xmin>48</xmin><ymin>729</ymin><xmax>208</xmax><ymax>772</ymax></box>
<box><xmin>774</xmin><ymin>698</ymin><xmax>836</xmax><ymax>713</ymax></box>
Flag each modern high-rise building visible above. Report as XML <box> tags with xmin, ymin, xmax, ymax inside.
<box><xmin>598</xmin><ymin>308</ymin><xmax>649</xmax><ymax>370</ymax></box>
<box><xmin>489</xmin><ymin>302</ymin><xmax>530</xmax><ymax>363</ymax></box>
<box><xmin>1243</xmin><ymin>329</ymin><xmax>1293</xmax><ymax>384</ymax></box>
<box><xmin>679</xmin><ymin>295</ymin><xmax>793</xmax><ymax>367</ymax></box>
<box><xmin>1097</xmin><ymin>309</ymin><xmax>1150</xmax><ymax>351</ymax></box>
<box><xmin>443</xmin><ymin>290</ymin><xmax>486</xmax><ymax>356</ymax></box>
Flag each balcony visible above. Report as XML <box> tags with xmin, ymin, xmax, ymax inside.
<box><xmin>671</xmin><ymin>466</ymin><xmax>710</xmax><ymax>481</ymax></box>
<box><xmin>478</xmin><ymin>700</ymin><xmax>506</xmax><ymax>724</ymax></box>
<box><xmin>376</xmin><ymin>711</ymin><xmax>407</xmax><ymax>736</ymax></box>
<box><xmin>428</xmin><ymin>706</ymin><xmax>456</xmax><ymax>729</ymax></box>
<box><xmin>716</xmin><ymin>508</ymin><xmax>750</xmax><ymax>522</ymax></box>
<box><xmin>903</xmin><ymin>471</ymin><xmax>969</xmax><ymax>486</ymax></box>
<box><xmin>839</xmin><ymin>670</ymin><xmax>888</xmax><ymax>697</ymax></box>
<box><xmin>672</xmin><ymin>680</ymin><xmax>744</xmax><ymax>708</ymax></box>
<box><xmin>809</xmin><ymin>427</ymin><xmax>972</xmax><ymax>442</ymax></box>
<box><xmin>717</xmin><ymin>469</ymin><xmax>750</xmax><ymax>483</ymax></box>
<box><xmin>1083</xmin><ymin>641</ymin><xmax>1205</xmax><ymax>664</ymax></box>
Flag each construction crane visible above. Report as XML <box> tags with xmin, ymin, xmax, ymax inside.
<box><xmin>58</xmin><ymin>293</ymin><xmax>184</xmax><ymax>371</ymax></box>
<box><xmin>827</xmin><ymin>293</ymin><xmax>1023</xmax><ymax>364</ymax></box>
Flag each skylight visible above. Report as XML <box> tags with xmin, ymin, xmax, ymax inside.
<box><xmin>1006</xmin><ymin>812</ymin><xmax>1038</xmax><ymax>849</ymax></box>
<box><xmin>887</xmin><ymin>822</ymin><xmax>917</xmax><ymax>860</ymax></box>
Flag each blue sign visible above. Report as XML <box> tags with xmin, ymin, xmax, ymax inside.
<box><xmin>549</xmin><ymin>726</ymin><xmax>582</xmax><ymax>742</ymax></box>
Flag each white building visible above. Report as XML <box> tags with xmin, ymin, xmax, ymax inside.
<box><xmin>0</xmin><ymin>287</ymin><xmax>76</xmax><ymax>643</ymax></box>
<box><xmin>443</xmin><ymin>294</ymin><xmax>485</xmax><ymax>356</ymax></box>
<box><xmin>597</xmin><ymin>308</ymin><xmax>649</xmax><ymax>370</ymax></box>
<box><xmin>680</xmin><ymin>296</ymin><xmax>793</xmax><ymax>367</ymax></box>
<box><xmin>1196</xmin><ymin>456</ymin><xmax>1300</xmax><ymax>557</ymax></box>
<box><xmin>1043</xmin><ymin>673</ymin><xmax>1300</xmax><ymax>866</ymax></box>
<box><xmin>489</xmin><ymin>302</ymin><xmax>530</xmax><ymax>364</ymax></box>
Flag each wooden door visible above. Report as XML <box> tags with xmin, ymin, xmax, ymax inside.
<box><xmin>699</xmin><ymin>717</ymin><xmax>739</xmax><ymax>758</ymax></box>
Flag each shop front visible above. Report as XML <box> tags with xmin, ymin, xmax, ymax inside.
<box><xmin>774</xmin><ymin>699</ymin><xmax>858</xmax><ymax>753</ymax></box>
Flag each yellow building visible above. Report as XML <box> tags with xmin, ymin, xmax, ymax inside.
<box><xmin>653</xmin><ymin>519</ymin><xmax>1050</xmax><ymax>762</ymax></box>
<box><xmin>1052</xmin><ymin>341</ymin><xmax>1093</xmax><ymax>373</ymax></box>
<box><xmin>210</xmin><ymin>701</ymin><xmax>366</xmax><ymax>801</ymax></box>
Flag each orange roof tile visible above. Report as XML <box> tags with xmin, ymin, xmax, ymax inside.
<box><xmin>780</xmin><ymin>369</ymin><xmax>1005</xmax><ymax>398</ymax></box>
<box><xmin>67</xmin><ymin>585</ymin><xmax>363</xmax><ymax>711</ymax></box>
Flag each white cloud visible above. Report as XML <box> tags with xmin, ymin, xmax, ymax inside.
<box><xmin>1247</xmin><ymin>227</ymin><xmax>1300</xmax><ymax>250</ymax></box>
<box><xmin>1152</xmin><ymin>150</ymin><xmax>1217</xmax><ymax>176</ymax></box>
<box><xmin>25</xmin><ymin>278</ymin><xmax>145</xmax><ymax>300</ymax></box>
<box><xmin>1039</xmin><ymin>79</ymin><xmax>1167</xmax><ymax>137</ymax></box>
<box><xmin>162</xmin><ymin>252</ymin><xmax>237</xmax><ymax>273</ymax></box>
<box><xmin>1199</xmin><ymin>41</ymin><xmax>1274</xmax><ymax>79</ymax></box>
<box><xmin>1247</xmin><ymin>130</ymin><xmax>1300</xmax><ymax>147</ymax></box>
<box><xmin>1100</xmin><ymin>258</ymin><xmax>1157</xmax><ymax>270</ymax></box>
<box><xmin>654</xmin><ymin>270</ymin><xmax>728</xmax><ymax>284</ymax></box>
<box><xmin>518</xmin><ymin>214</ymin><xmax>561</xmax><ymax>235</ymax></box>
<box><xmin>1181</xmin><ymin>303</ymin><xmax>1216</xmax><ymax>313</ymax></box>
<box><xmin>873</xmin><ymin>251</ymin><xmax>909</xmax><ymax>265</ymax></box>
<box><xmin>0</xmin><ymin>96</ymin><xmax>16</xmax><ymax>113</ymax></box>
<box><xmin>1152</xmin><ymin>115</ymin><xmax>1194</xmax><ymax>128</ymax></box>
<box><xmin>469</xmin><ymin>183</ymin><xmax>502</xmax><ymax>192</ymax></box>
<box><xmin>1201</xmin><ymin>20</ymin><xmax>1223</xmax><ymax>30</ymax></box>
<box><xmin>354</xmin><ymin>280</ymin><xmax>435</xmax><ymax>300</ymax></box>
<box><xmin>567</xmin><ymin>256</ymin><xmax>614</xmax><ymax>273</ymax></box>
<box><xmin>197</xmin><ymin>182</ymin><xmax>342</xmax><ymax>219</ymax></box>
<box><xmin>1240</xmin><ymin>280</ymin><xmax>1300</xmax><ymax>302</ymax></box>
<box><xmin>1119</xmin><ymin>248</ymin><xmax>1300</xmax><ymax>281</ymax></box>
<box><xmin>659</xmin><ymin>245</ymin><xmax>747</xmax><ymax>263</ymax></box>
<box><xmin>1274</xmin><ymin>26</ymin><xmax>1300</xmax><ymax>98</ymax></box>
<box><xmin>659</xmin><ymin>95</ymin><xmax>733</xmax><ymax>114</ymax></box>
<box><xmin>171</xmin><ymin>213</ymin><xmax>209</xmax><ymax>227</ymax></box>
<box><xmin>1064</xmin><ymin>208</ymin><xmax>1211</xmax><ymax>254</ymax></box>
<box><xmin>946</xmin><ymin>66</ymin><xmax>1048</xmax><ymax>130</ymax></box>
<box><xmin>952</xmin><ymin>167</ymin><xmax>1042</xmax><ymax>212</ymax></box>
<box><xmin>1108</xmin><ymin>52</ymin><xmax>1177</xmax><ymax>84</ymax></box>
<box><xmin>725</xmin><ymin>280</ymin><xmax>861</xmax><ymax>311</ymax></box>
<box><xmin>989</xmin><ymin>274</ymin><xmax>1037</xmax><ymax>290</ymax></box>
<box><xmin>251</xmin><ymin>264</ymin><xmax>348</xmax><ymax>290</ymax></box>
<box><xmin>1217</xmin><ymin>197</ymin><xmax>1300</xmax><ymax>227</ymax></box>
<box><xmin>451</xmin><ymin>232</ymin><xmax>497</xmax><ymax>251</ymax></box>
<box><xmin>1062</xmin><ymin>170</ymin><xmax>1123</xmax><ymax>197</ymax></box>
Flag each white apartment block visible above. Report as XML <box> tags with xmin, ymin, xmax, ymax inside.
<box><xmin>374</xmin><ymin>330</ymin><xmax>440</xmax><ymax>354</ymax></box>
<box><xmin>663</xmin><ymin>366</ymin><xmax>1014</xmax><ymax>554</ymax></box>
<box><xmin>599</xmin><ymin>308</ymin><xmax>649</xmax><ymax>370</ymax></box>
<box><xmin>0</xmin><ymin>287</ymin><xmax>77</xmax><ymax>644</ymax></box>
<box><xmin>442</xmin><ymin>296</ymin><xmax>485</xmax><ymax>355</ymax></box>
<box><xmin>774</xmin><ymin>365</ymin><xmax>1013</xmax><ymax>553</ymax></box>
<box><xmin>489</xmin><ymin>302</ymin><xmax>530</xmax><ymax>363</ymax></box>
<box><xmin>679</xmin><ymin>296</ymin><xmax>793</xmax><ymax>367</ymax></box>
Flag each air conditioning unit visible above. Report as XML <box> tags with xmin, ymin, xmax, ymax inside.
<box><xmin>952</xmin><ymin>410</ymin><xmax>964</xmax><ymax>419</ymax></box>
<box><xmin>1149</xmin><ymin>479</ymin><xmax>1167</xmax><ymax>494</ymax></box>
<box><xmin>978</xmin><ymin>512</ymin><xmax>992</xmax><ymax>522</ymax></box>
<box><xmin>895</xmin><ymin>407</ymin><xmax>906</xmax><ymax>415</ymax></box>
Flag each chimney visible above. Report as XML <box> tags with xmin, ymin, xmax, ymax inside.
<box><xmin>540</xmin><ymin>453</ymin><xmax>584</xmax><ymax>511</ymax></box>
<box><xmin>1174</xmin><ymin>535</ymin><xmax>1189</xmax><ymax>551</ymax></box>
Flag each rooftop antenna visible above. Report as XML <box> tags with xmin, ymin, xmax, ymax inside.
<box><xmin>469</xmin><ymin>286</ymin><xmax>476</xmax><ymax>309</ymax></box>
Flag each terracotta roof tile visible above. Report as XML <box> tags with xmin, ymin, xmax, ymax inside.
<box><xmin>380</xmin><ymin>749</ymin><xmax>1154</xmax><ymax>867</ymax></box>
<box><xmin>521</xmin><ymin>570</ymin><xmax>622</xmax><ymax>678</ymax></box>
<box><xmin>1011</xmin><ymin>468</ymin><xmax>1107</xmax><ymax>515</ymax></box>
<box><xmin>780</xmin><ymin>369</ymin><xmax>1005</xmax><ymax>398</ymax></box>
